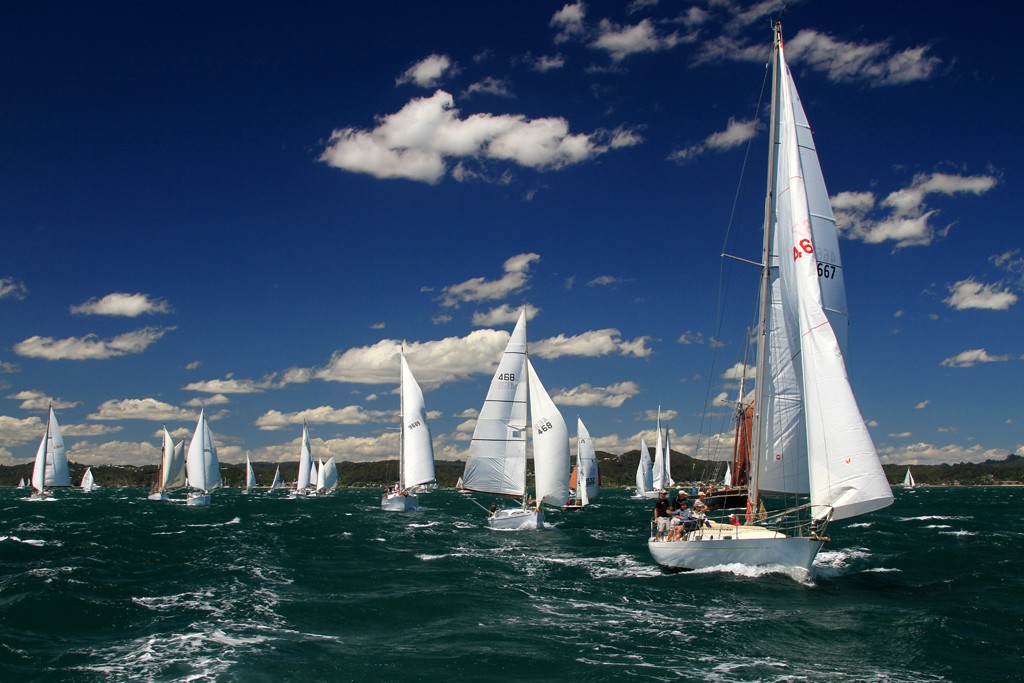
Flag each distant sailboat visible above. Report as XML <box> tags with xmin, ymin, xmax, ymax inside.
<box><xmin>289</xmin><ymin>423</ymin><xmax>315</xmax><ymax>499</ymax></box>
<box><xmin>17</xmin><ymin>478</ymin><xmax>26</xmax><ymax>489</ymax></box>
<box><xmin>461</xmin><ymin>310</ymin><xmax>570</xmax><ymax>530</ymax></box>
<box><xmin>149</xmin><ymin>427</ymin><xmax>186</xmax><ymax>501</ymax></box>
<box><xmin>382</xmin><ymin>353</ymin><xmax>436</xmax><ymax>512</ymax></box>
<box><xmin>184</xmin><ymin>408</ymin><xmax>221</xmax><ymax>506</ymax></box>
<box><xmin>903</xmin><ymin>468</ymin><xmax>916</xmax><ymax>489</ymax></box>
<box><xmin>243</xmin><ymin>452</ymin><xmax>257</xmax><ymax>494</ymax></box>
<box><xmin>32</xmin><ymin>405</ymin><xmax>70</xmax><ymax>499</ymax></box>
<box><xmin>269</xmin><ymin>465</ymin><xmax>282</xmax><ymax>491</ymax></box>
<box><xmin>80</xmin><ymin>467</ymin><xmax>95</xmax><ymax>492</ymax></box>
<box><xmin>563</xmin><ymin>418</ymin><xmax>598</xmax><ymax>510</ymax></box>
<box><xmin>634</xmin><ymin>438</ymin><xmax>656</xmax><ymax>499</ymax></box>
<box><xmin>317</xmin><ymin>456</ymin><xmax>338</xmax><ymax>494</ymax></box>
<box><xmin>650</xmin><ymin>407</ymin><xmax>673</xmax><ymax>492</ymax></box>
<box><xmin>648</xmin><ymin>23</ymin><xmax>893</xmax><ymax>574</ymax></box>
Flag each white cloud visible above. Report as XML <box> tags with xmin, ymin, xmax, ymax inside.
<box><xmin>396</xmin><ymin>54</ymin><xmax>454</xmax><ymax>88</ymax></box>
<box><xmin>440</xmin><ymin>253</ymin><xmax>540</xmax><ymax>307</ymax></box>
<box><xmin>785</xmin><ymin>29</ymin><xmax>941</xmax><ymax>85</ymax></box>
<box><xmin>940</xmin><ymin>348</ymin><xmax>1013</xmax><ymax>368</ymax></box>
<box><xmin>0</xmin><ymin>277</ymin><xmax>28</xmax><ymax>300</ymax></box>
<box><xmin>6</xmin><ymin>390</ymin><xmax>79</xmax><ymax>411</ymax></box>
<box><xmin>833</xmin><ymin>172</ymin><xmax>997</xmax><ymax>248</ymax></box>
<box><xmin>944</xmin><ymin>279</ymin><xmax>1018</xmax><ymax>311</ymax></box>
<box><xmin>320</xmin><ymin>90</ymin><xmax>628</xmax><ymax>184</ymax></box>
<box><xmin>551</xmin><ymin>2</ymin><xmax>587</xmax><ymax>44</ymax></box>
<box><xmin>0</xmin><ymin>414</ymin><xmax>47</xmax><ymax>447</ymax></box>
<box><xmin>471</xmin><ymin>303</ymin><xmax>540</xmax><ymax>327</ymax></box>
<box><xmin>587</xmin><ymin>275</ymin><xmax>626</xmax><ymax>287</ymax></box>
<box><xmin>531</xmin><ymin>54</ymin><xmax>566</xmax><ymax>72</ymax></box>
<box><xmin>877</xmin><ymin>442</ymin><xmax>1014</xmax><ymax>465</ymax></box>
<box><xmin>551</xmin><ymin>381</ymin><xmax>640</xmax><ymax>407</ymax></box>
<box><xmin>13</xmin><ymin>327</ymin><xmax>172</xmax><ymax>361</ymax></box>
<box><xmin>462</xmin><ymin>77</ymin><xmax>514</xmax><ymax>99</ymax></box>
<box><xmin>70</xmin><ymin>292</ymin><xmax>172</xmax><ymax>317</ymax></box>
<box><xmin>915</xmin><ymin>400</ymin><xmax>929</xmax><ymax>410</ymax></box>
<box><xmin>87</xmin><ymin>398</ymin><xmax>196</xmax><ymax>422</ymax></box>
<box><xmin>255</xmin><ymin>405</ymin><xmax>394</xmax><ymax>431</ymax></box>
<box><xmin>590</xmin><ymin>18</ymin><xmax>689</xmax><ymax>62</ymax></box>
<box><xmin>669</xmin><ymin>117</ymin><xmax>758</xmax><ymax>162</ymax></box>
<box><xmin>532</xmin><ymin>328</ymin><xmax>651</xmax><ymax>359</ymax></box>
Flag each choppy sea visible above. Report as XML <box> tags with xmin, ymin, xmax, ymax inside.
<box><xmin>1</xmin><ymin>485</ymin><xmax>1021</xmax><ymax>681</ymax></box>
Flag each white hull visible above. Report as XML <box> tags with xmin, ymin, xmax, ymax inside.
<box><xmin>488</xmin><ymin>507</ymin><xmax>544</xmax><ymax>530</ymax></box>
<box><xmin>634</xmin><ymin>490</ymin><xmax>661</xmax><ymax>499</ymax></box>
<box><xmin>288</xmin><ymin>489</ymin><xmax>312</xmax><ymax>499</ymax></box>
<box><xmin>186</xmin><ymin>493</ymin><xmax>211</xmax><ymax>507</ymax></box>
<box><xmin>648</xmin><ymin>524</ymin><xmax>824</xmax><ymax>574</ymax></box>
<box><xmin>147</xmin><ymin>492</ymin><xmax>171</xmax><ymax>501</ymax></box>
<box><xmin>381</xmin><ymin>492</ymin><xmax>419</xmax><ymax>512</ymax></box>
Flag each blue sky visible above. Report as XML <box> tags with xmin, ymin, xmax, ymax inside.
<box><xmin>1</xmin><ymin>1</ymin><xmax>1020</xmax><ymax>469</ymax></box>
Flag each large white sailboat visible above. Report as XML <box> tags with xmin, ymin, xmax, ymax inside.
<box><xmin>563</xmin><ymin>418</ymin><xmax>598</xmax><ymax>510</ymax></box>
<box><xmin>184</xmin><ymin>408</ymin><xmax>222</xmax><ymax>506</ymax></box>
<box><xmin>31</xmin><ymin>406</ymin><xmax>70</xmax><ymax>499</ymax></box>
<box><xmin>634</xmin><ymin>438</ymin><xmax>656</xmax><ymax>499</ymax></box>
<box><xmin>382</xmin><ymin>353</ymin><xmax>436</xmax><ymax>512</ymax></box>
<box><xmin>149</xmin><ymin>427</ymin><xmax>186</xmax><ymax>501</ymax></box>
<box><xmin>460</xmin><ymin>310</ymin><xmax>571</xmax><ymax>530</ymax></box>
<box><xmin>649</xmin><ymin>23</ymin><xmax>893</xmax><ymax>574</ymax></box>
<box><xmin>289</xmin><ymin>423</ymin><xmax>315</xmax><ymax>499</ymax></box>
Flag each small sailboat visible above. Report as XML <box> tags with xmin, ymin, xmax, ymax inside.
<box><xmin>382</xmin><ymin>353</ymin><xmax>436</xmax><ymax>512</ymax></box>
<box><xmin>17</xmin><ymin>478</ymin><xmax>26</xmax><ymax>489</ymax></box>
<box><xmin>650</xmin><ymin>407</ymin><xmax>673</xmax><ymax>493</ymax></box>
<box><xmin>317</xmin><ymin>456</ymin><xmax>338</xmax><ymax>494</ymax></box>
<box><xmin>31</xmin><ymin>405</ymin><xmax>70</xmax><ymax>499</ymax></box>
<box><xmin>269</xmin><ymin>465</ymin><xmax>282</xmax><ymax>491</ymax></box>
<box><xmin>648</xmin><ymin>23</ymin><xmax>893</xmax><ymax>575</ymax></box>
<box><xmin>633</xmin><ymin>438</ymin><xmax>657</xmax><ymax>499</ymax></box>
<box><xmin>184</xmin><ymin>408</ymin><xmax>222</xmax><ymax>506</ymax></box>
<box><xmin>455</xmin><ymin>476</ymin><xmax>467</xmax><ymax>492</ymax></box>
<box><xmin>149</xmin><ymin>427</ymin><xmax>186</xmax><ymax>501</ymax></box>
<box><xmin>903</xmin><ymin>468</ymin><xmax>916</xmax><ymax>489</ymax></box>
<box><xmin>461</xmin><ymin>310</ymin><xmax>571</xmax><ymax>530</ymax></box>
<box><xmin>563</xmin><ymin>418</ymin><xmax>598</xmax><ymax>510</ymax></box>
<box><xmin>289</xmin><ymin>423</ymin><xmax>315</xmax><ymax>499</ymax></box>
<box><xmin>243</xmin><ymin>452</ymin><xmax>257</xmax><ymax>494</ymax></box>
<box><xmin>80</xmin><ymin>467</ymin><xmax>95</xmax><ymax>492</ymax></box>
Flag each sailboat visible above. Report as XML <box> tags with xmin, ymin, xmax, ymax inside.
<box><xmin>563</xmin><ymin>418</ymin><xmax>598</xmax><ymax>510</ymax></box>
<box><xmin>317</xmin><ymin>456</ymin><xmax>338</xmax><ymax>494</ymax></box>
<box><xmin>289</xmin><ymin>423</ymin><xmax>315</xmax><ymax>498</ymax></box>
<box><xmin>649</xmin><ymin>23</ymin><xmax>893</xmax><ymax>574</ymax></box>
<box><xmin>269</xmin><ymin>465</ymin><xmax>282</xmax><ymax>491</ymax></box>
<box><xmin>460</xmin><ymin>309</ymin><xmax>571</xmax><ymax>530</ymax></box>
<box><xmin>184</xmin><ymin>408</ymin><xmax>222</xmax><ymax>506</ymax></box>
<box><xmin>650</xmin><ymin>407</ymin><xmax>673</xmax><ymax>493</ymax></box>
<box><xmin>17</xmin><ymin>478</ymin><xmax>26</xmax><ymax>489</ymax></box>
<box><xmin>382</xmin><ymin>353</ymin><xmax>436</xmax><ymax>512</ymax></box>
<box><xmin>149</xmin><ymin>428</ymin><xmax>186</xmax><ymax>501</ymax></box>
<box><xmin>243</xmin><ymin>452</ymin><xmax>257</xmax><ymax>494</ymax></box>
<box><xmin>903</xmin><ymin>468</ymin><xmax>916</xmax><ymax>489</ymax></box>
<box><xmin>80</xmin><ymin>467</ymin><xmax>95</xmax><ymax>492</ymax></box>
<box><xmin>31</xmin><ymin>406</ymin><xmax>70</xmax><ymax>499</ymax></box>
<box><xmin>633</xmin><ymin>438</ymin><xmax>657</xmax><ymax>499</ymax></box>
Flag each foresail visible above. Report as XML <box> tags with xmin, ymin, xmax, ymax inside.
<box><xmin>167</xmin><ymin>439</ymin><xmax>187</xmax><ymax>489</ymax></box>
<box><xmin>651</xmin><ymin>410</ymin><xmax>666</xmax><ymax>490</ymax></box>
<box><xmin>462</xmin><ymin>310</ymin><xmax>528</xmax><ymax>497</ymax></box>
<box><xmin>185</xmin><ymin>411</ymin><xmax>209</xmax><ymax>491</ymax></box>
<box><xmin>577</xmin><ymin>418</ymin><xmax>599</xmax><ymax>500</ymax></box>
<box><xmin>526</xmin><ymin>358</ymin><xmax>570</xmax><ymax>508</ymax></box>
<box><xmin>636</xmin><ymin>438</ymin><xmax>653</xmax><ymax>492</ymax></box>
<box><xmin>400</xmin><ymin>355</ymin><xmax>436</xmax><ymax>489</ymax></box>
<box><xmin>774</xmin><ymin>40</ymin><xmax>893</xmax><ymax>521</ymax></box>
<box><xmin>203</xmin><ymin>420</ymin><xmax>222</xmax><ymax>490</ymax></box>
<box><xmin>297</xmin><ymin>424</ymin><xmax>313</xmax><ymax>490</ymax></box>
<box><xmin>322</xmin><ymin>457</ymin><xmax>338</xmax><ymax>490</ymax></box>
<box><xmin>270</xmin><ymin>466</ymin><xmax>281</xmax><ymax>490</ymax></box>
<box><xmin>246</xmin><ymin>454</ymin><xmax>257</xmax><ymax>488</ymax></box>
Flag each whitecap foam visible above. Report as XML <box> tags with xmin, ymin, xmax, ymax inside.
<box><xmin>939</xmin><ymin>530</ymin><xmax>977</xmax><ymax>537</ymax></box>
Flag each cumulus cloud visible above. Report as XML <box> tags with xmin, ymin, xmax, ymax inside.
<box><xmin>551</xmin><ymin>2</ymin><xmax>587</xmax><ymax>44</ymax></box>
<box><xmin>530</xmin><ymin>54</ymin><xmax>566</xmax><ymax>72</ymax></box>
<box><xmin>532</xmin><ymin>329</ymin><xmax>651</xmax><ymax>359</ymax></box>
<box><xmin>590</xmin><ymin>18</ymin><xmax>689</xmax><ymax>61</ymax></box>
<box><xmin>940</xmin><ymin>348</ymin><xmax>1013</xmax><ymax>368</ymax></box>
<box><xmin>551</xmin><ymin>381</ymin><xmax>640</xmax><ymax>407</ymax></box>
<box><xmin>462</xmin><ymin>77</ymin><xmax>514</xmax><ymax>99</ymax></box>
<box><xmin>70</xmin><ymin>292</ymin><xmax>172</xmax><ymax>317</ymax></box>
<box><xmin>471</xmin><ymin>303</ymin><xmax>540</xmax><ymax>327</ymax></box>
<box><xmin>320</xmin><ymin>90</ymin><xmax>637</xmax><ymax>184</ymax></box>
<box><xmin>87</xmin><ymin>398</ymin><xmax>196</xmax><ymax>422</ymax></box>
<box><xmin>944</xmin><ymin>279</ymin><xmax>1018</xmax><ymax>311</ymax></box>
<box><xmin>6</xmin><ymin>390</ymin><xmax>79</xmax><ymax>411</ymax></box>
<box><xmin>833</xmin><ymin>172</ymin><xmax>997</xmax><ymax>248</ymax></box>
<box><xmin>255</xmin><ymin>405</ymin><xmax>394</xmax><ymax>431</ymax></box>
<box><xmin>0</xmin><ymin>277</ymin><xmax>28</xmax><ymax>300</ymax></box>
<box><xmin>587</xmin><ymin>275</ymin><xmax>627</xmax><ymax>287</ymax></box>
<box><xmin>396</xmin><ymin>54</ymin><xmax>455</xmax><ymax>88</ymax></box>
<box><xmin>13</xmin><ymin>327</ymin><xmax>172</xmax><ymax>361</ymax></box>
<box><xmin>877</xmin><ymin>441</ymin><xmax>1015</xmax><ymax>465</ymax></box>
<box><xmin>440</xmin><ymin>253</ymin><xmax>540</xmax><ymax>308</ymax></box>
<box><xmin>784</xmin><ymin>29</ymin><xmax>941</xmax><ymax>85</ymax></box>
<box><xmin>669</xmin><ymin>117</ymin><xmax>758</xmax><ymax>162</ymax></box>
<box><xmin>182</xmin><ymin>376</ymin><xmax>274</xmax><ymax>394</ymax></box>
<box><xmin>0</xmin><ymin>414</ymin><xmax>48</xmax><ymax>447</ymax></box>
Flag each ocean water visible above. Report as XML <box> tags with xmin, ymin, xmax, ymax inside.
<box><xmin>1</xmin><ymin>485</ymin><xmax>1021</xmax><ymax>682</ymax></box>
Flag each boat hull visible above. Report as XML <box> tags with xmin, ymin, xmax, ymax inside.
<box><xmin>381</xmin><ymin>493</ymin><xmax>419</xmax><ymax>512</ymax></box>
<box><xmin>186</xmin><ymin>493</ymin><xmax>211</xmax><ymax>507</ymax></box>
<box><xmin>704</xmin><ymin>487</ymin><xmax>748</xmax><ymax>510</ymax></box>
<box><xmin>147</xmin><ymin>492</ymin><xmax>170</xmax><ymax>501</ymax></box>
<box><xmin>488</xmin><ymin>507</ymin><xmax>544</xmax><ymax>530</ymax></box>
<box><xmin>648</xmin><ymin>524</ymin><xmax>824</xmax><ymax>574</ymax></box>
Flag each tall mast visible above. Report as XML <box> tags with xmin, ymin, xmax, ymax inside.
<box><xmin>399</xmin><ymin>350</ymin><xmax>405</xmax><ymax>490</ymax></box>
<box><xmin>749</xmin><ymin>22</ymin><xmax>783</xmax><ymax>508</ymax></box>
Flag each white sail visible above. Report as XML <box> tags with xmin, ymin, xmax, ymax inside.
<box><xmin>185</xmin><ymin>409</ymin><xmax>221</xmax><ymax>492</ymax></box>
<box><xmin>245</xmin><ymin>453</ymin><xmax>257</xmax><ymax>490</ymax></box>
<box><xmin>296</xmin><ymin>423</ymin><xmax>313</xmax><ymax>490</ymax></box>
<box><xmin>663</xmin><ymin>428</ymin><xmax>674</xmax><ymax>487</ymax></box>
<box><xmin>636</xmin><ymin>438</ymin><xmax>653</xmax><ymax>493</ymax></box>
<box><xmin>17</xmin><ymin>478</ymin><xmax>25</xmax><ymax>488</ymax></box>
<box><xmin>321</xmin><ymin>457</ymin><xmax>338</xmax><ymax>491</ymax></box>
<box><xmin>270</xmin><ymin>465</ymin><xmax>281</xmax><ymax>491</ymax></box>
<box><xmin>576</xmin><ymin>418</ymin><xmax>598</xmax><ymax>501</ymax></box>
<box><xmin>80</xmin><ymin>467</ymin><xmax>95</xmax><ymax>492</ymax></box>
<box><xmin>903</xmin><ymin>468</ymin><xmax>915</xmax><ymax>488</ymax></box>
<box><xmin>773</xmin><ymin>36</ymin><xmax>892</xmax><ymax>522</ymax></box>
<box><xmin>723</xmin><ymin>464</ymin><xmax>732</xmax><ymax>487</ymax></box>
<box><xmin>400</xmin><ymin>354</ymin><xmax>436</xmax><ymax>490</ymax></box>
<box><xmin>159</xmin><ymin>429</ymin><xmax>187</xmax><ymax>491</ymax></box>
<box><xmin>651</xmin><ymin>408</ymin><xmax>667</xmax><ymax>491</ymax></box>
<box><xmin>526</xmin><ymin>358</ymin><xmax>570</xmax><ymax>508</ymax></box>
<box><xmin>462</xmin><ymin>310</ymin><xmax>529</xmax><ymax>497</ymax></box>
<box><xmin>32</xmin><ymin>406</ymin><xmax>70</xmax><ymax>492</ymax></box>
<box><xmin>316</xmin><ymin>458</ymin><xmax>326</xmax><ymax>491</ymax></box>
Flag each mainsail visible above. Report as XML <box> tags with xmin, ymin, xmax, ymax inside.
<box><xmin>399</xmin><ymin>353</ymin><xmax>436</xmax><ymax>491</ymax></box>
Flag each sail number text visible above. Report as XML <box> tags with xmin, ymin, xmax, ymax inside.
<box><xmin>406</xmin><ymin>420</ymin><xmax>421</xmax><ymax>431</ymax></box>
<box><xmin>495</xmin><ymin>372</ymin><xmax>516</xmax><ymax>390</ymax></box>
<box><xmin>534</xmin><ymin>419</ymin><xmax>554</xmax><ymax>434</ymax></box>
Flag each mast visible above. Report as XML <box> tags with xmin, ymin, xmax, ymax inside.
<box><xmin>748</xmin><ymin>21</ymin><xmax>783</xmax><ymax>510</ymax></box>
<box><xmin>399</xmin><ymin>350</ymin><xmax>405</xmax><ymax>491</ymax></box>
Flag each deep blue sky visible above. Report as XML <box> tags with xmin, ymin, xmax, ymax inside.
<box><xmin>1</xmin><ymin>1</ymin><xmax>1020</xmax><ymax>469</ymax></box>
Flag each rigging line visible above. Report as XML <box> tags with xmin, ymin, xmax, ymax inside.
<box><xmin>693</xmin><ymin>56</ymin><xmax>772</xmax><ymax>467</ymax></box>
